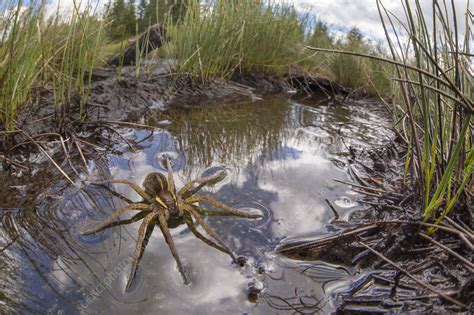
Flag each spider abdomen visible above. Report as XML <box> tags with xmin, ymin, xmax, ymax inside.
<box><xmin>143</xmin><ymin>172</ymin><xmax>168</xmax><ymax>196</ymax></box>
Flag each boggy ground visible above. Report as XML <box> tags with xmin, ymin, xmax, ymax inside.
<box><xmin>278</xmin><ymin>136</ymin><xmax>473</xmax><ymax>312</ymax></box>
<box><xmin>0</xmin><ymin>61</ymin><xmax>472</xmax><ymax>313</ymax></box>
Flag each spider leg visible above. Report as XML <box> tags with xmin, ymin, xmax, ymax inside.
<box><xmin>184</xmin><ymin>196</ymin><xmax>261</xmax><ymax>219</ymax></box>
<box><xmin>126</xmin><ymin>212</ymin><xmax>158</xmax><ymax>290</ymax></box>
<box><xmin>184</xmin><ymin>213</ymin><xmax>232</xmax><ymax>256</ymax></box>
<box><xmin>158</xmin><ymin>212</ymin><xmax>189</xmax><ymax>284</ymax></box>
<box><xmin>93</xmin><ymin>180</ymin><xmax>154</xmax><ymax>203</ymax></box>
<box><xmin>184</xmin><ymin>205</ymin><xmax>237</xmax><ymax>262</ymax></box>
<box><xmin>178</xmin><ymin>171</ymin><xmax>226</xmax><ymax>198</ymax></box>
<box><xmin>193</xmin><ymin>205</ymin><xmax>247</xmax><ymax>217</ymax></box>
<box><xmin>82</xmin><ymin>203</ymin><xmax>152</xmax><ymax>235</ymax></box>
<box><xmin>94</xmin><ymin>183</ymin><xmax>135</xmax><ymax>204</ymax></box>
<box><xmin>165</xmin><ymin>158</ymin><xmax>176</xmax><ymax>194</ymax></box>
<box><xmin>105</xmin><ymin>211</ymin><xmax>149</xmax><ymax>228</ymax></box>
<box><xmin>176</xmin><ymin>195</ymin><xmax>184</xmax><ymax>217</ymax></box>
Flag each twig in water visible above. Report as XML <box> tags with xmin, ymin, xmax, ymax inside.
<box><xmin>87</xmin><ymin>101</ymin><xmax>109</xmax><ymax>108</ymax></box>
<box><xmin>59</xmin><ymin>135</ymin><xmax>80</xmax><ymax>177</ymax></box>
<box><xmin>444</xmin><ymin>216</ymin><xmax>474</xmax><ymax>238</ymax></box>
<box><xmin>349</xmin><ymin>165</ymin><xmax>371</xmax><ymax>187</ymax></box>
<box><xmin>333</xmin><ymin>178</ymin><xmax>404</xmax><ymax>197</ymax></box>
<box><xmin>9</xmin><ymin>132</ymin><xmax>64</xmax><ymax>151</ymax></box>
<box><xmin>0</xmin><ymin>129</ymin><xmax>22</xmax><ymax>134</ymax></box>
<box><xmin>100</xmin><ymin>120</ymin><xmax>158</xmax><ymax>130</ymax></box>
<box><xmin>419</xmin><ymin>232</ymin><xmax>473</xmax><ymax>271</ymax></box>
<box><xmin>374</xmin><ymin>220</ymin><xmax>473</xmax><ymax>245</ymax></box>
<box><xmin>20</xmin><ymin>131</ymin><xmax>75</xmax><ymax>185</ymax></box>
<box><xmin>358</xmin><ymin>241</ymin><xmax>467</xmax><ymax>309</ymax></box>
<box><xmin>278</xmin><ymin>224</ymin><xmax>378</xmax><ymax>255</ymax></box>
<box><xmin>0</xmin><ymin>155</ymin><xmax>28</xmax><ymax>170</ymax></box>
<box><xmin>100</xmin><ymin>125</ymin><xmax>136</xmax><ymax>152</ymax></box>
<box><xmin>74</xmin><ymin>140</ymin><xmax>89</xmax><ymax>171</ymax></box>
<box><xmin>75</xmin><ymin>138</ymin><xmax>106</xmax><ymax>150</ymax></box>
<box><xmin>357</xmin><ymin>199</ymin><xmax>403</xmax><ymax>211</ymax></box>
<box><xmin>325</xmin><ymin>198</ymin><xmax>340</xmax><ymax>221</ymax></box>
<box><xmin>351</xmin><ymin>187</ymin><xmax>382</xmax><ymax>198</ymax></box>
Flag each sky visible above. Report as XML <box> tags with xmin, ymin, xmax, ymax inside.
<box><xmin>287</xmin><ymin>0</ymin><xmax>472</xmax><ymax>42</ymax></box>
<box><xmin>7</xmin><ymin>0</ymin><xmax>473</xmax><ymax>43</ymax></box>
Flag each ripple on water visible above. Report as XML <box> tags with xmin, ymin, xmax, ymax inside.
<box><xmin>193</xmin><ymin>164</ymin><xmax>232</xmax><ymax>192</ymax></box>
<box><xmin>104</xmin><ymin>255</ymin><xmax>152</xmax><ymax>304</ymax></box>
<box><xmin>154</xmin><ymin>151</ymin><xmax>182</xmax><ymax>170</ymax></box>
<box><xmin>0</xmin><ymin>95</ymin><xmax>396</xmax><ymax>313</ymax></box>
<box><xmin>334</xmin><ymin>196</ymin><xmax>358</xmax><ymax>208</ymax></box>
<box><xmin>72</xmin><ymin>221</ymin><xmax>111</xmax><ymax>247</ymax></box>
<box><xmin>232</xmin><ymin>202</ymin><xmax>271</xmax><ymax>228</ymax></box>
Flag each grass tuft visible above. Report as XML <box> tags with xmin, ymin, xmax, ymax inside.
<box><xmin>0</xmin><ymin>0</ymin><xmax>105</xmax><ymax>130</ymax></box>
<box><xmin>307</xmin><ymin>0</ymin><xmax>472</xmax><ymax>224</ymax></box>
<box><xmin>161</xmin><ymin>0</ymin><xmax>309</xmax><ymax>79</ymax></box>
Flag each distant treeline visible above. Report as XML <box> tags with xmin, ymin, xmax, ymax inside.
<box><xmin>105</xmin><ymin>0</ymin><xmax>197</xmax><ymax>40</ymax></box>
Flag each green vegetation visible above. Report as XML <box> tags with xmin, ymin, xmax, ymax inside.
<box><xmin>0</xmin><ymin>0</ymin><xmax>105</xmax><ymax>130</ymax></box>
<box><xmin>390</xmin><ymin>0</ymin><xmax>472</xmax><ymax>226</ymax></box>
<box><xmin>0</xmin><ymin>0</ymin><xmax>394</xmax><ymax>132</ymax></box>
<box><xmin>161</xmin><ymin>0</ymin><xmax>306</xmax><ymax>78</ymax></box>
<box><xmin>379</xmin><ymin>0</ymin><xmax>472</xmax><ymax>226</ymax></box>
<box><xmin>158</xmin><ymin>1</ymin><xmax>392</xmax><ymax>94</ymax></box>
<box><xmin>308</xmin><ymin>0</ymin><xmax>473</xmax><ymax>225</ymax></box>
<box><xmin>105</xmin><ymin>0</ymin><xmax>137</xmax><ymax>40</ymax></box>
<box><xmin>105</xmin><ymin>0</ymin><xmax>195</xmax><ymax>39</ymax></box>
<box><xmin>305</xmin><ymin>25</ymin><xmax>393</xmax><ymax>96</ymax></box>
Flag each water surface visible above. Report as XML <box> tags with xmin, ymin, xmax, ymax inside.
<box><xmin>0</xmin><ymin>95</ymin><xmax>394</xmax><ymax>314</ymax></box>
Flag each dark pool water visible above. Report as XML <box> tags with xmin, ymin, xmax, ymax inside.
<box><xmin>0</xmin><ymin>95</ymin><xmax>394</xmax><ymax>314</ymax></box>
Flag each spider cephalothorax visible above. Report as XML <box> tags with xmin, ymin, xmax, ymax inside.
<box><xmin>83</xmin><ymin>158</ymin><xmax>260</xmax><ymax>288</ymax></box>
<box><xmin>144</xmin><ymin>172</ymin><xmax>183</xmax><ymax>218</ymax></box>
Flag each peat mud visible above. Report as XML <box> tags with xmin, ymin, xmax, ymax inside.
<box><xmin>278</xmin><ymin>136</ymin><xmax>473</xmax><ymax>313</ymax></box>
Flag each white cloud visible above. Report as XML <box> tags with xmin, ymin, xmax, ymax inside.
<box><xmin>32</xmin><ymin>0</ymin><xmax>474</xmax><ymax>48</ymax></box>
<box><xmin>44</xmin><ymin>0</ymin><xmax>107</xmax><ymax>16</ymax></box>
<box><xmin>288</xmin><ymin>0</ymin><xmax>472</xmax><ymax>44</ymax></box>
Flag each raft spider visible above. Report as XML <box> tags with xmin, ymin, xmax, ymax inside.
<box><xmin>83</xmin><ymin>158</ymin><xmax>260</xmax><ymax>288</ymax></box>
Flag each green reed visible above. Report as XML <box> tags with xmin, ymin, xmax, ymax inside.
<box><xmin>0</xmin><ymin>0</ymin><xmax>105</xmax><ymax>130</ymax></box>
<box><xmin>307</xmin><ymin>0</ymin><xmax>473</xmax><ymax>225</ymax></box>
<box><xmin>160</xmin><ymin>0</ymin><xmax>308</xmax><ymax>79</ymax></box>
<box><xmin>304</xmin><ymin>22</ymin><xmax>394</xmax><ymax>96</ymax></box>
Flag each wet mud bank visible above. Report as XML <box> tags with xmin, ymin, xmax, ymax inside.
<box><xmin>278</xmin><ymin>136</ymin><xmax>473</xmax><ymax>312</ymax></box>
<box><xmin>0</xmin><ymin>61</ymin><xmax>354</xmax><ymax>201</ymax></box>
<box><xmin>0</xmin><ymin>63</ymin><xmax>471</xmax><ymax>313</ymax></box>
<box><xmin>9</xmin><ymin>61</ymin><xmax>354</xmax><ymax>134</ymax></box>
